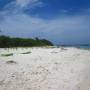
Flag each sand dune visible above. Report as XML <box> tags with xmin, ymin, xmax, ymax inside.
<box><xmin>0</xmin><ymin>47</ymin><xmax>90</xmax><ymax>90</ymax></box>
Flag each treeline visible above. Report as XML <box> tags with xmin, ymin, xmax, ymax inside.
<box><xmin>0</xmin><ymin>35</ymin><xmax>53</xmax><ymax>48</ymax></box>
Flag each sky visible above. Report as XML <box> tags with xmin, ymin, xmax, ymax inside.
<box><xmin>0</xmin><ymin>0</ymin><xmax>90</xmax><ymax>45</ymax></box>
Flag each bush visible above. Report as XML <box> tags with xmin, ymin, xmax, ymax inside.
<box><xmin>0</xmin><ymin>35</ymin><xmax>53</xmax><ymax>48</ymax></box>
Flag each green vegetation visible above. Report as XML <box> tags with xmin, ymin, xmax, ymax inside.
<box><xmin>1</xmin><ymin>53</ymin><xmax>13</xmax><ymax>57</ymax></box>
<box><xmin>0</xmin><ymin>35</ymin><xmax>53</xmax><ymax>48</ymax></box>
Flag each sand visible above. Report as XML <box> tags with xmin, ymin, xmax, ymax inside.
<box><xmin>0</xmin><ymin>47</ymin><xmax>90</xmax><ymax>90</ymax></box>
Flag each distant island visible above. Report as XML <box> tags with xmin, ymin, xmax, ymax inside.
<box><xmin>0</xmin><ymin>35</ymin><xmax>53</xmax><ymax>48</ymax></box>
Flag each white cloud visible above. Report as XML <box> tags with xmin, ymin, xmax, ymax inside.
<box><xmin>16</xmin><ymin>0</ymin><xmax>32</xmax><ymax>7</ymax></box>
<box><xmin>59</xmin><ymin>9</ymin><xmax>69</xmax><ymax>14</ymax></box>
<box><xmin>0</xmin><ymin>0</ymin><xmax>43</xmax><ymax>14</ymax></box>
<box><xmin>0</xmin><ymin>1</ymin><xmax>90</xmax><ymax>44</ymax></box>
<box><xmin>16</xmin><ymin>0</ymin><xmax>44</xmax><ymax>8</ymax></box>
<box><xmin>0</xmin><ymin>0</ymin><xmax>44</xmax><ymax>22</ymax></box>
<box><xmin>0</xmin><ymin>12</ymin><xmax>90</xmax><ymax>44</ymax></box>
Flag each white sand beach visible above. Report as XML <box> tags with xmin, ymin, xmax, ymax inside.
<box><xmin>0</xmin><ymin>47</ymin><xmax>90</xmax><ymax>90</ymax></box>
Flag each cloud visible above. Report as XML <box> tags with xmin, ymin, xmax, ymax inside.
<box><xmin>16</xmin><ymin>0</ymin><xmax>33</xmax><ymax>7</ymax></box>
<box><xmin>0</xmin><ymin>1</ymin><xmax>90</xmax><ymax>44</ymax></box>
<box><xmin>0</xmin><ymin>0</ymin><xmax>44</xmax><ymax>19</ymax></box>
<box><xmin>0</xmin><ymin>11</ymin><xmax>90</xmax><ymax>44</ymax></box>
<box><xmin>16</xmin><ymin>0</ymin><xmax>43</xmax><ymax>8</ymax></box>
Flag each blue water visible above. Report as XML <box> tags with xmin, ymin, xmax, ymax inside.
<box><xmin>57</xmin><ymin>45</ymin><xmax>90</xmax><ymax>50</ymax></box>
<box><xmin>75</xmin><ymin>45</ymin><xmax>90</xmax><ymax>50</ymax></box>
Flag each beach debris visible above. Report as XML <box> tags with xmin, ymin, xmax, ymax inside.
<box><xmin>6</xmin><ymin>60</ymin><xmax>17</xmax><ymax>64</ymax></box>
<box><xmin>1</xmin><ymin>53</ymin><xmax>13</xmax><ymax>57</ymax></box>
<box><xmin>21</xmin><ymin>51</ymin><xmax>31</xmax><ymax>54</ymax></box>
<box><xmin>51</xmin><ymin>51</ymin><xmax>58</xmax><ymax>53</ymax></box>
<box><xmin>61</xmin><ymin>47</ymin><xmax>67</xmax><ymax>50</ymax></box>
<box><xmin>0</xmin><ymin>80</ymin><xmax>4</xmax><ymax>85</ymax></box>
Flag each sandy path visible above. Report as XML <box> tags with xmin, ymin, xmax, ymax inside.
<box><xmin>0</xmin><ymin>47</ymin><xmax>90</xmax><ymax>90</ymax></box>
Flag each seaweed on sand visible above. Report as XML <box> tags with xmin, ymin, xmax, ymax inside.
<box><xmin>1</xmin><ymin>53</ymin><xmax>13</xmax><ymax>57</ymax></box>
<box><xmin>21</xmin><ymin>51</ymin><xmax>31</xmax><ymax>54</ymax></box>
<box><xmin>6</xmin><ymin>60</ymin><xmax>17</xmax><ymax>64</ymax></box>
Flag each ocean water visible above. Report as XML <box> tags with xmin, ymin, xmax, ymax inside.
<box><xmin>57</xmin><ymin>45</ymin><xmax>90</xmax><ymax>50</ymax></box>
<box><xmin>75</xmin><ymin>45</ymin><xmax>90</xmax><ymax>50</ymax></box>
